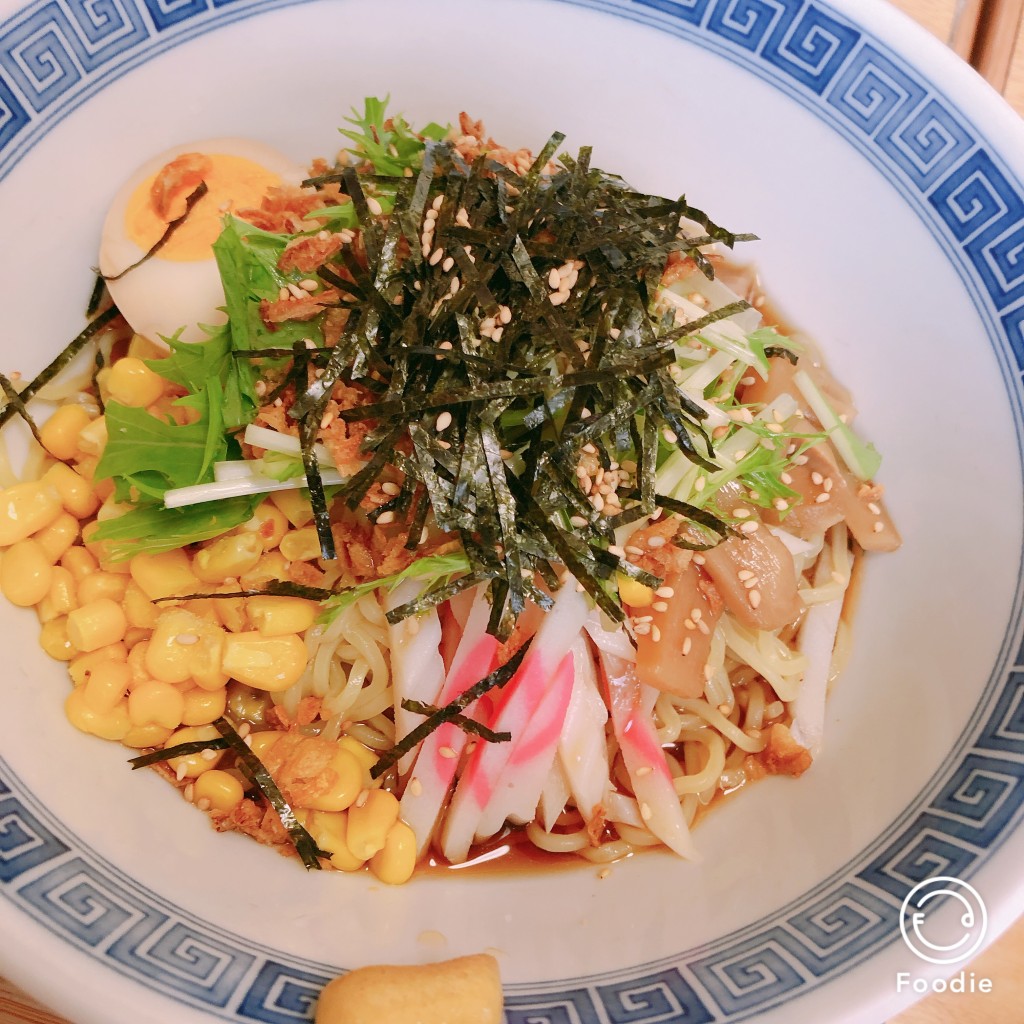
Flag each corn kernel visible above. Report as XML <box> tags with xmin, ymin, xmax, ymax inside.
<box><xmin>130</xmin><ymin>549</ymin><xmax>200</xmax><ymax>601</ymax></box>
<box><xmin>221</xmin><ymin>632</ymin><xmax>307</xmax><ymax>692</ymax></box>
<box><xmin>0</xmin><ymin>539</ymin><xmax>53</xmax><ymax>607</ymax></box>
<box><xmin>247</xmin><ymin>729</ymin><xmax>284</xmax><ymax>760</ymax></box>
<box><xmin>68</xmin><ymin>642</ymin><xmax>127</xmax><ymax>687</ymax></box>
<box><xmin>269</xmin><ymin>488</ymin><xmax>314</xmax><ymax>527</ymax></box>
<box><xmin>128</xmin><ymin>678</ymin><xmax>185</xmax><ymax>729</ymax></box>
<box><xmin>307</xmin><ymin>810</ymin><xmax>365</xmax><ymax>871</ymax></box>
<box><xmin>193</xmin><ymin>769</ymin><xmax>244</xmax><ymax>812</ymax></box>
<box><xmin>192</xmin><ymin>532</ymin><xmax>263</xmax><ymax>584</ymax></box>
<box><xmin>65</xmin><ymin>688</ymin><xmax>130</xmax><ymax>741</ymax></box>
<box><xmin>211</xmin><ymin>586</ymin><xmax>247</xmax><ymax>633</ymax></box>
<box><xmin>123</xmin><ymin>627</ymin><xmax>150</xmax><ymax>650</ymax></box>
<box><xmin>77</xmin><ymin>571</ymin><xmax>128</xmax><ymax>605</ymax></box>
<box><xmin>369</xmin><ymin>820</ymin><xmax>417</xmax><ymax>885</ymax></box>
<box><xmin>121</xmin><ymin>723</ymin><xmax>173</xmax><ymax>749</ymax></box>
<box><xmin>61</xmin><ymin>545</ymin><xmax>98</xmax><ymax>581</ymax></box>
<box><xmin>301</xmin><ymin>748</ymin><xmax>364</xmax><ymax>812</ymax></box>
<box><xmin>337</xmin><ymin>737</ymin><xmax>377</xmax><ymax>782</ymax></box>
<box><xmin>123</xmin><ymin>580</ymin><xmax>159</xmax><ymax>629</ymax></box>
<box><xmin>346</xmin><ymin>789</ymin><xmax>400</xmax><ymax>861</ymax></box>
<box><xmin>617</xmin><ymin>574</ymin><xmax>655</xmax><ymax>608</ymax></box>
<box><xmin>39</xmin><ymin>616</ymin><xmax>75</xmax><ymax>661</ymax></box>
<box><xmin>243</xmin><ymin>502</ymin><xmax>288</xmax><ymax>551</ymax></box>
<box><xmin>43</xmin><ymin>463</ymin><xmax>99</xmax><ymax>520</ymax></box>
<box><xmin>279</xmin><ymin>527</ymin><xmax>322</xmax><ymax>563</ymax></box>
<box><xmin>107</xmin><ymin>357</ymin><xmax>166</xmax><ymax>407</ymax></box>
<box><xmin>181</xmin><ymin>686</ymin><xmax>228</xmax><ymax>726</ymax></box>
<box><xmin>164</xmin><ymin>725</ymin><xmax>224</xmax><ymax>778</ymax></box>
<box><xmin>76</xmin><ymin>416</ymin><xmax>107</xmax><ymax>457</ymax></box>
<box><xmin>39</xmin><ymin>405</ymin><xmax>92</xmax><ymax>461</ymax></box>
<box><xmin>239</xmin><ymin>551</ymin><xmax>289</xmax><ymax>589</ymax></box>
<box><xmin>34</xmin><ymin>511</ymin><xmax>80</xmax><ymax>563</ymax></box>
<box><xmin>126</xmin><ymin>640</ymin><xmax>151</xmax><ymax>684</ymax></box>
<box><xmin>37</xmin><ymin>565</ymin><xmax>77</xmax><ymax>622</ymax></box>
<box><xmin>146</xmin><ymin>609</ymin><xmax>227</xmax><ymax>688</ymax></box>
<box><xmin>127</xmin><ymin>333</ymin><xmax>166</xmax><ymax>361</ymax></box>
<box><xmin>0</xmin><ymin>481</ymin><xmax>62</xmax><ymax>547</ymax></box>
<box><xmin>246</xmin><ymin>595</ymin><xmax>318</xmax><ymax>637</ymax></box>
<box><xmin>67</xmin><ymin>597</ymin><xmax>127</xmax><ymax>652</ymax></box>
<box><xmin>83</xmin><ymin>659</ymin><xmax>131</xmax><ymax>713</ymax></box>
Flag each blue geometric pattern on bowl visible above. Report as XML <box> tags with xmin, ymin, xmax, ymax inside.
<box><xmin>1</xmin><ymin>0</ymin><xmax>1023</xmax><ymax>1021</ymax></box>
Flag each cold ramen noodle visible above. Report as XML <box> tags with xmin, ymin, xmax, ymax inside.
<box><xmin>0</xmin><ymin>101</ymin><xmax>899</xmax><ymax>883</ymax></box>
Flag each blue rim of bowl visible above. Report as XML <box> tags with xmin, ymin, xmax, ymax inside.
<box><xmin>1</xmin><ymin>1</ymin><xmax>1023</xmax><ymax>1022</ymax></box>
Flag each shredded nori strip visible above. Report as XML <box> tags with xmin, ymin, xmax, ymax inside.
<box><xmin>211</xmin><ymin>717</ymin><xmax>330</xmax><ymax>870</ymax></box>
<box><xmin>237</xmin><ymin>125</ymin><xmax>760</xmax><ymax>635</ymax></box>
<box><xmin>400</xmin><ymin>699</ymin><xmax>511</xmax><ymax>743</ymax></box>
<box><xmin>85</xmin><ymin>274</ymin><xmax>106</xmax><ymax>318</ymax></box>
<box><xmin>0</xmin><ymin>305</ymin><xmax>119</xmax><ymax>428</ymax></box>
<box><xmin>370</xmin><ymin>640</ymin><xmax>531</xmax><ymax>778</ymax></box>
<box><xmin>0</xmin><ymin>374</ymin><xmax>44</xmax><ymax>448</ymax></box>
<box><xmin>151</xmin><ymin>579</ymin><xmax>338</xmax><ymax>604</ymax></box>
<box><xmin>128</xmin><ymin>738</ymin><xmax>230</xmax><ymax>768</ymax></box>
<box><xmin>103</xmin><ymin>181</ymin><xmax>210</xmax><ymax>281</ymax></box>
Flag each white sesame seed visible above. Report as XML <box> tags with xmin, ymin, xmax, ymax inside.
<box><xmin>441</xmin><ymin>256</ymin><xmax>455</xmax><ymax>273</ymax></box>
<box><xmin>570</xmin><ymin>515</ymin><xmax>588</xmax><ymax>528</ymax></box>
<box><xmin>376</xmin><ymin>511</ymin><xmax>396</xmax><ymax>525</ymax></box>
<box><xmin>549</xmin><ymin>290</ymin><xmax>569</xmax><ymax>306</ymax></box>
<box><xmin>175</xmin><ymin>633</ymin><xmax>199</xmax><ymax>646</ymax></box>
<box><xmin>633</xmin><ymin>622</ymin><xmax>651</xmax><ymax>635</ymax></box>
<box><xmin>449</xmin><ymin>277</ymin><xmax>460</xmax><ymax>295</ymax></box>
<box><xmin>873</xmin><ymin>521</ymin><xmax>885</xmax><ymax>533</ymax></box>
<box><xmin>355</xmin><ymin>789</ymin><xmax>369</xmax><ymax>808</ymax></box>
<box><xmin>196</xmin><ymin>797</ymin><xmax>212</xmax><ymax>812</ymax></box>
<box><xmin>499</xmin><ymin>305</ymin><xmax>512</xmax><ymax>324</ymax></box>
<box><xmin>743</xmin><ymin>577</ymin><xmax>759</xmax><ymax>590</ymax></box>
<box><xmin>774</xmin><ymin>498</ymin><xmax>789</xmax><ymax>511</ymax></box>
<box><xmin>366</xmin><ymin>196</ymin><xmax>383</xmax><ymax>216</ymax></box>
<box><xmin>682</xmin><ymin>637</ymin><xmax>692</xmax><ymax>656</ymax></box>
<box><xmin>811</xmin><ymin>471</ymin><xmax>824</xmax><ymax>486</ymax></box>
<box><xmin>299</xmin><ymin>278</ymin><xmax>318</xmax><ymax>292</ymax></box>
<box><xmin>175</xmin><ymin>763</ymin><xmax>188</xmax><ymax>782</ymax></box>
<box><xmin>739</xmin><ymin>520</ymin><xmax>759</xmax><ymax>533</ymax></box>
<box><xmin>823</xmin><ymin>477</ymin><xmax>833</xmax><ymax>492</ymax></box>
<box><xmin>780</xmin><ymin>472</ymin><xmax>793</xmax><ymax>485</ymax></box>
<box><xmin>650</xmin><ymin>624</ymin><xmax>661</xmax><ymax>642</ymax></box>
<box><xmin>429</xmin><ymin>248</ymin><xmax>444</xmax><ymax>266</ymax></box>
<box><xmin>815</xmin><ymin>492</ymin><xmax>831</xmax><ymax>504</ymax></box>
<box><xmin>431</xmin><ymin>194</ymin><xmax>444</xmax><ymax>211</ymax></box>
<box><xmin>663</xmin><ymin>429</ymin><xmax>678</xmax><ymax>444</ymax></box>
<box><xmin>625</xmin><ymin>545</ymin><xmax>645</xmax><ymax>557</ymax></box>
<box><xmin>647</xmin><ymin>536</ymin><xmax>666</xmax><ymax>548</ymax></box>
<box><xmin>183</xmin><ymin>783</ymin><xmax>194</xmax><ymax>802</ymax></box>
<box><xmin>748</xmin><ymin>589</ymin><xmax>762</xmax><ymax>608</ymax></box>
<box><xmin>440</xmin><ymin>746</ymin><xmax>457</xmax><ymax>759</ymax></box>
<box><xmin>381</xmin><ymin>482</ymin><xmax>401</xmax><ymax>495</ymax></box>
<box><xmin>868</xmin><ymin>502</ymin><xmax>882</xmax><ymax>515</ymax></box>
<box><xmin>435</xmin><ymin>411</ymin><xmax>453</xmax><ymax>431</ymax></box>
<box><xmin>408</xmin><ymin>778</ymin><xmax>423</xmax><ymax>797</ymax></box>
<box><xmin>653</xmin><ymin>601</ymin><xmax>669</xmax><ymax>613</ymax></box>
<box><xmin>655</xmin><ymin>586</ymin><xmax>674</xmax><ymax>599</ymax></box>
<box><xmin>734</xmin><ymin>507</ymin><xmax>752</xmax><ymax>519</ymax></box>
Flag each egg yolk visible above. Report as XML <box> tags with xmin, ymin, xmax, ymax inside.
<box><xmin>124</xmin><ymin>152</ymin><xmax>281</xmax><ymax>262</ymax></box>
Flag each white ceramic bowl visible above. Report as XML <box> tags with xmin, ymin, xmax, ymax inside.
<box><xmin>1</xmin><ymin>2</ymin><xmax>1023</xmax><ymax>1022</ymax></box>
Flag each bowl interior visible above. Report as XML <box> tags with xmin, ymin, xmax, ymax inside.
<box><xmin>1</xmin><ymin>1</ymin><xmax>1023</xmax><ymax>1022</ymax></box>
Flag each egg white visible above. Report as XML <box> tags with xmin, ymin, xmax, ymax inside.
<box><xmin>99</xmin><ymin>137</ymin><xmax>306</xmax><ymax>344</ymax></box>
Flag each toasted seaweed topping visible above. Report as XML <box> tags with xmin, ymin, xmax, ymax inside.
<box><xmin>400</xmin><ymin>699</ymin><xmax>512</xmax><ymax>744</ymax></box>
<box><xmin>267</xmin><ymin>126</ymin><xmax>749</xmax><ymax>638</ymax></box>
<box><xmin>128</xmin><ymin>739</ymin><xmax>230</xmax><ymax>768</ymax></box>
<box><xmin>0</xmin><ymin>305</ymin><xmax>119</xmax><ymax>429</ymax></box>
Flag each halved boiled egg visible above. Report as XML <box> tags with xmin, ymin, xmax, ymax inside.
<box><xmin>99</xmin><ymin>138</ymin><xmax>307</xmax><ymax>343</ymax></box>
